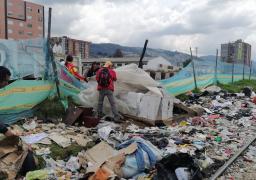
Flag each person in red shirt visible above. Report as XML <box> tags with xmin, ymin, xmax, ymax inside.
<box><xmin>96</xmin><ymin>61</ymin><xmax>121</xmax><ymax>121</ymax></box>
<box><xmin>65</xmin><ymin>55</ymin><xmax>86</xmax><ymax>81</ymax></box>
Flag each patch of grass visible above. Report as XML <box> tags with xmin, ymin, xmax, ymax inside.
<box><xmin>35</xmin><ymin>141</ymin><xmax>96</xmax><ymax>168</ymax></box>
<box><xmin>35</xmin><ymin>96</ymin><xmax>66</xmax><ymax>120</ymax></box>
<box><xmin>49</xmin><ymin>141</ymin><xmax>96</xmax><ymax>160</ymax></box>
<box><xmin>218</xmin><ymin>80</ymin><xmax>256</xmax><ymax>93</ymax></box>
<box><xmin>192</xmin><ymin>88</ymin><xmax>201</xmax><ymax>94</ymax></box>
<box><xmin>176</xmin><ymin>93</ymin><xmax>189</xmax><ymax>101</ymax></box>
<box><xmin>50</xmin><ymin>143</ymin><xmax>84</xmax><ymax>160</ymax></box>
<box><xmin>176</xmin><ymin>80</ymin><xmax>256</xmax><ymax>100</ymax></box>
<box><xmin>176</xmin><ymin>88</ymin><xmax>201</xmax><ymax>101</ymax></box>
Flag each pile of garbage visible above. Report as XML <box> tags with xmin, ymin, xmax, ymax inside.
<box><xmin>2</xmin><ymin>67</ymin><xmax>256</xmax><ymax>180</ymax></box>
<box><xmin>1</xmin><ymin>85</ymin><xmax>256</xmax><ymax>179</ymax></box>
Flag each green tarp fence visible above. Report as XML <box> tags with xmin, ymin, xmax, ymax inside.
<box><xmin>0</xmin><ymin>38</ymin><xmax>86</xmax><ymax>124</ymax></box>
<box><xmin>160</xmin><ymin>58</ymin><xmax>256</xmax><ymax>96</ymax></box>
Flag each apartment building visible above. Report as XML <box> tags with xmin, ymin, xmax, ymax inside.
<box><xmin>0</xmin><ymin>0</ymin><xmax>44</xmax><ymax>40</ymax></box>
<box><xmin>221</xmin><ymin>39</ymin><xmax>251</xmax><ymax>65</ymax></box>
<box><xmin>51</xmin><ymin>36</ymin><xmax>91</xmax><ymax>60</ymax></box>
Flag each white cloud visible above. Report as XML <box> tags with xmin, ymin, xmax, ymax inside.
<box><xmin>31</xmin><ymin>0</ymin><xmax>256</xmax><ymax>57</ymax></box>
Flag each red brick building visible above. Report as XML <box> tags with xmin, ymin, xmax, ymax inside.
<box><xmin>0</xmin><ymin>0</ymin><xmax>44</xmax><ymax>40</ymax></box>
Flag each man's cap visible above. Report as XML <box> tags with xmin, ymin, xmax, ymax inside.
<box><xmin>104</xmin><ymin>61</ymin><xmax>113</xmax><ymax>68</ymax></box>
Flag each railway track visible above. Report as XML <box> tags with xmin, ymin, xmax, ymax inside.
<box><xmin>210</xmin><ymin>136</ymin><xmax>256</xmax><ymax>180</ymax></box>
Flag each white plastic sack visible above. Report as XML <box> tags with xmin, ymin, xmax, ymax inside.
<box><xmin>78</xmin><ymin>64</ymin><xmax>174</xmax><ymax>120</ymax></box>
<box><xmin>138</xmin><ymin>92</ymin><xmax>162</xmax><ymax>120</ymax></box>
<box><xmin>119</xmin><ymin>92</ymin><xmax>144</xmax><ymax>116</ymax></box>
<box><xmin>78</xmin><ymin>64</ymin><xmax>161</xmax><ymax>114</ymax></box>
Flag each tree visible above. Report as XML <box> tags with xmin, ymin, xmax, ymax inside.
<box><xmin>113</xmin><ymin>49</ymin><xmax>124</xmax><ymax>57</ymax></box>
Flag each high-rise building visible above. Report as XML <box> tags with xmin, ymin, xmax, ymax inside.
<box><xmin>51</xmin><ymin>36</ymin><xmax>91</xmax><ymax>60</ymax></box>
<box><xmin>221</xmin><ymin>39</ymin><xmax>251</xmax><ymax>65</ymax></box>
<box><xmin>0</xmin><ymin>0</ymin><xmax>44</xmax><ymax>40</ymax></box>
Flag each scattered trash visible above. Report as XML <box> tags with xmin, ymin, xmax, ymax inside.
<box><xmin>35</xmin><ymin>147</ymin><xmax>51</xmax><ymax>156</ymax></box>
<box><xmin>21</xmin><ymin>132</ymin><xmax>48</xmax><ymax>144</ymax></box>
<box><xmin>25</xmin><ymin>169</ymin><xmax>49</xmax><ymax>180</ymax></box>
<box><xmin>23</xmin><ymin>119</ymin><xmax>38</xmax><ymax>130</ymax></box>
<box><xmin>242</xmin><ymin>87</ymin><xmax>252</xmax><ymax>97</ymax></box>
<box><xmin>98</xmin><ymin>126</ymin><xmax>113</xmax><ymax>140</ymax></box>
<box><xmin>66</xmin><ymin>156</ymin><xmax>80</xmax><ymax>172</ymax></box>
<box><xmin>2</xmin><ymin>84</ymin><xmax>256</xmax><ymax>179</ymax></box>
<box><xmin>215</xmin><ymin>136</ymin><xmax>222</xmax><ymax>143</ymax></box>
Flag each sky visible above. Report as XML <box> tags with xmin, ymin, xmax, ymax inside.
<box><xmin>30</xmin><ymin>0</ymin><xmax>256</xmax><ymax>57</ymax></box>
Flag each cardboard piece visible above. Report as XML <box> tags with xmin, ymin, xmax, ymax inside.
<box><xmin>67</xmin><ymin>134</ymin><xmax>91</xmax><ymax>147</ymax></box>
<box><xmin>85</xmin><ymin>141</ymin><xmax>137</xmax><ymax>174</ymax></box>
<box><xmin>0</xmin><ymin>136</ymin><xmax>28</xmax><ymax>179</ymax></box>
<box><xmin>85</xmin><ymin>142</ymin><xmax>118</xmax><ymax>173</ymax></box>
<box><xmin>0</xmin><ymin>136</ymin><xmax>19</xmax><ymax>158</ymax></box>
<box><xmin>49</xmin><ymin>133</ymin><xmax>71</xmax><ymax>148</ymax></box>
<box><xmin>87</xmin><ymin>142</ymin><xmax>138</xmax><ymax>179</ymax></box>
<box><xmin>37</xmin><ymin>137</ymin><xmax>52</xmax><ymax>145</ymax></box>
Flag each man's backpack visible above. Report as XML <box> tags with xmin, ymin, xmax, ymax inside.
<box><xmin>98</xmin><ymin>68</ymin><xmax>111</xmax><ymax>87</ymax></box>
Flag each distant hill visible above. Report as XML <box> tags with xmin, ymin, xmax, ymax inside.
<box><xmin>199</xmin><ymin>55</ymin><xmax>220</xmax><ymax>61</ymax></box>
<box><xmin>90</xmin><ymin>43</ymin><xmax>191</xmax><ymax>66</ymax></box>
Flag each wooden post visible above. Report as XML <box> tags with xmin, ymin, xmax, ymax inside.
<box><xmin>190</xmin><ymin>47</ymin><xmax>197</xmax><ymax>89</ymax></box>
<box><xmin>47</xmin><ymin>8</ymin><xmax>61</xmax><ymax>98</ymax></box>
<box><xmin>214</xmin><ymin>49</ymin><xmax>218</xmax><ymax>85</ymax></box>
<box><xmin>138</xmin><ymin>39</ymin><xmax>148</xmax><ymax>69</ymax></box>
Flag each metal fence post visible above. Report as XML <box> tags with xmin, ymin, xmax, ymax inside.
<box><xmin>249</xmin><ymin>60</ymin><xmax>252</xmax><ymax>80</ymax></box>
<box><xmin>243</xmin><ymin>58</ymin><xmax>245</xmax><ymax>80</ymax></box>
<box><xmin>232</xmin><ymin>60</ymin><xmax>235</xmax><ymax>83</ymax></box>
<box><xmin>214</xmin><ymin>49</ymin><xmax>218</xmax><ymax>85</ymax></box>
<box><xmin>190</xmin><ymin>47</ymin><xmax>197</xmax><ymax>89</ymax></box>
<box><xmin>47</xmin><ymin>8</ymin><xmax>61</xmax><ymax>98</ymax></box>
